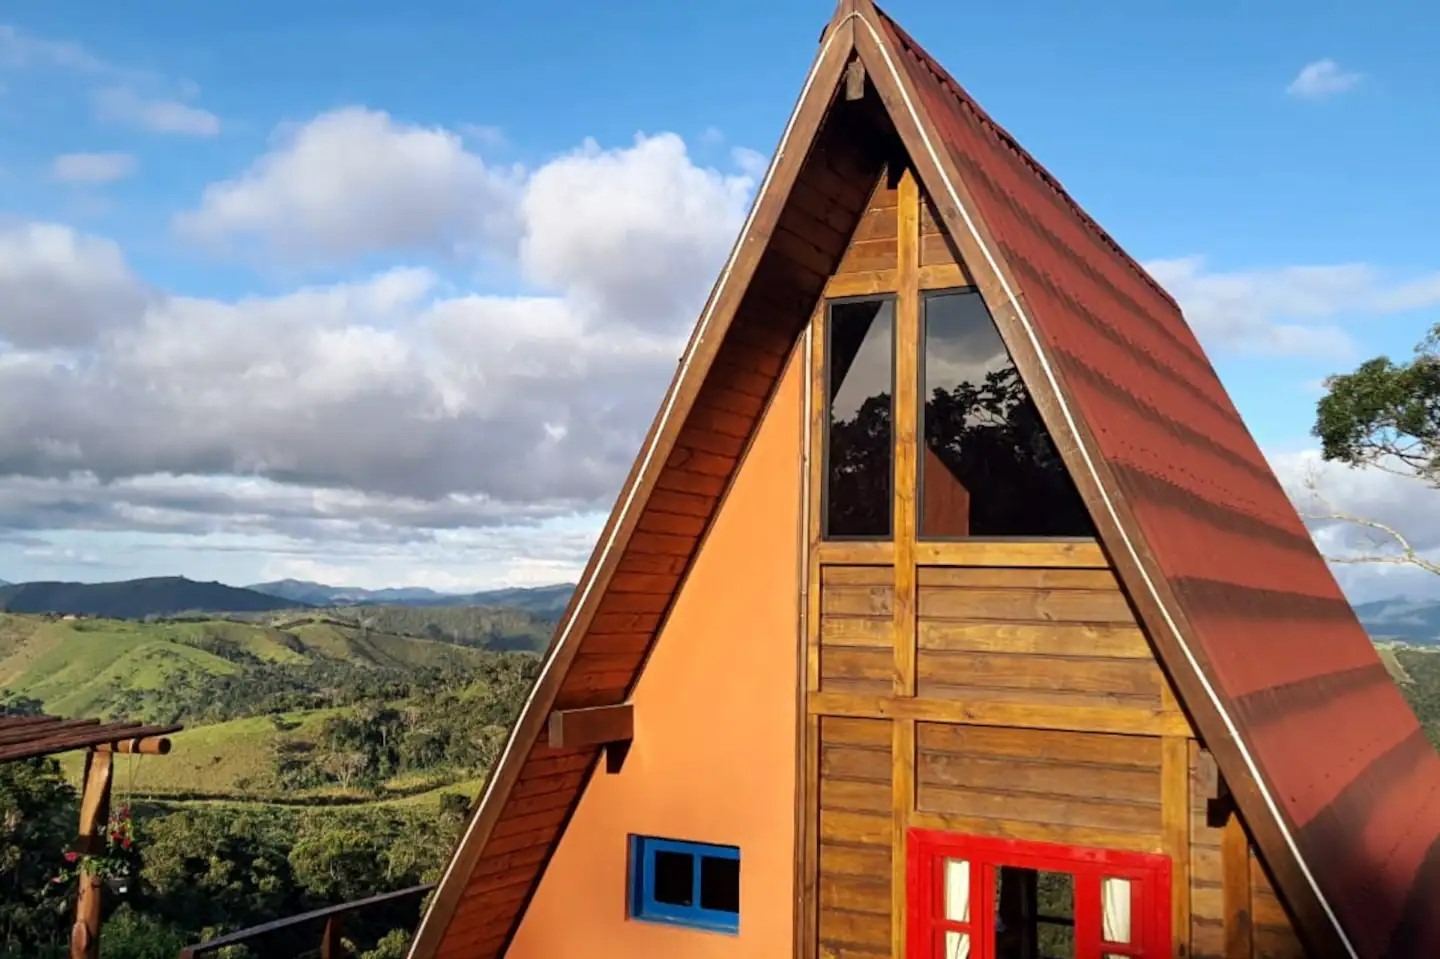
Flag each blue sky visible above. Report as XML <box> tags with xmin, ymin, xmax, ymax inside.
<box><xmin>0</xmin><ymin>0</ymin><xmax>1436</xmax><ymax>598</ymax></box>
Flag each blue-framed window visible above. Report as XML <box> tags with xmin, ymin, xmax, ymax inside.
<box><xmin>627</xmin><ymin>835</ymin><xmax>740</xmax><ymax>933</ymax></box>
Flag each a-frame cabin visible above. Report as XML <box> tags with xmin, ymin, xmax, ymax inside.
<box><xmin>408</xmin><ymin>4</ymin><xmax>1440</xmax><ymax>958</ymax></box>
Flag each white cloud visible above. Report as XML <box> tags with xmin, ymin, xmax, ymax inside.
<box><xmin>94</xmin><ymin>85</ymin><xmax>219</xmax><ymax>136</ymax></box>
<box><xmin>0</xmin><ymin>24</ymin><xmax>104</xmax><ymax>73</ymax></box>
<box><xmin>1270</xmin><ymin>448</ymin><xmax>1440</xmax><ymax>601</ymax></box>
<box><xmin>1145</xmin><ymin>256</ymin><xmax>1440</xmax><ymax>358</ymax></box>
<box><xmin>0</xmin><ymin>222</ymin><xmax>151</xmax><ymax>348</ymax></box>
<box><xmin>174</xmin><ymin>107</ymin><xmax>519</xmax><ymax>264</ymax></box>
<box><xmin>50</xmin><ymin>151</ymin><xmax>136</xmax><ymax>184</ymax></box>
<box><xmin>0</xmin><ymin>125</ymin><xmax>762</xmax><ymax>587</ymax></box>
<box><xmin>1</xmin><ymin>25</ymin><xmax>219</xmax><ymax>136</ymax></box>
<box><xmin>1287</xmin><ymin>59</ymin><xmax>1363</xmax><ymax>100</ymax></box>
<box><xmin>519</xmin><ymin>133</ymin><xmax>754</xmax><ymax>323</ymax></box>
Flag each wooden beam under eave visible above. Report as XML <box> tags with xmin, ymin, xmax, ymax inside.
<box><xmin>547</xmin><ymin>703</ymin><xmax>634</xmax><ymax>751</ymax></box>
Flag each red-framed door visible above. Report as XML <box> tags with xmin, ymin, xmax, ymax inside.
<box><xmin>906</xmin><ymin>830</ymin><xmax>1172</xmax><ymax>959</ymax></box>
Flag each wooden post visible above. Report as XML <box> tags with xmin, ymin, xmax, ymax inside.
<box><xmin>71</xmin><ymin>747</ymin><xmax>113</xmax><ymax>959</ymax></box>
<box><xmin>890</xmin><ymin>164</ymin><xmax>920</xmax><ymax>959</ymax></box>
<box><xmin>320</xmin><ymin>914</ymin><xmax>344</xmax><ymax>959</ymax></box>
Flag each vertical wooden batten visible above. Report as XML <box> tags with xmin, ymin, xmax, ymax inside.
<box><xmin>1161</xmin><ymin>705</ymin><xmax>1193</xmax><ymax>956</ymax></box>
<box><xmin>1223</xmin><ymin>805</ymin><xmax>1255</xmax><ymax>957</ymax></box>
<box><xmin>797</xmin><ymin>318</ymin><xmax>822</xmax><ymax>959</ymax></box>
<box><xmin>889</xmin><ymin>165</ymin><xmax>921</xmax><ymax>959</ymax></box>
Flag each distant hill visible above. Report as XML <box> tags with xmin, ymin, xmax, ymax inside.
<box><xmin>246</xmin><ymin>579</ymin><xmax>575</xmax><ymax>618</ymax></box>
<box><xmin>245</xmin><ymin>579</ymin><xmax>454</xmax><ymax>607</ymax></box>
<box><xmin>1354</xmin><ymin>598</ymin><xmax>1440</xmax><ymax>647</ymax></box>
<box><xmin>0</xmin><ymin>576</ymin><xmax>302</xmax><ymax>618</ymax></box>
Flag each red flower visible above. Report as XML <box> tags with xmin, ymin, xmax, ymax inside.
<box><xmin>64</xmin><ymin>851</ymin><xmax>78</xmax><ymax>863</ymax></box>
<box><xmin>121</xmin><ymin>838</ymin><xmax>131</xmax><ymax>849</ymax></box>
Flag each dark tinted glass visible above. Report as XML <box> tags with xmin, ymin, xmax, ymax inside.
<box><xmin>652</xmin><ymin>850</ymin><xmax>694</xmax><ymax>906</ymax></box>
<box><xmin>825</xmin><ymin>298</ymin><xmax>894</xmax><ymax>539</ymax></box>
<box><xmin>699</xmin><ymin>855</ymin><xmax>740</xmax><ymax>913</ymax></box>
<box><xmin>920</xmin><ymin>291</ymin><xmax>1094</xmax><ymax>538</ymax></box>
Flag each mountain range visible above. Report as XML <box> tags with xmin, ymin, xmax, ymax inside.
<box><xmin>0</xmin><ymin>574</ymin><xmax>1434</xmax><ymax>645</ymax></box>
<box><xmin>1352</xmin><ymin>597</ymin><xmax>1440</xmax><ymax>647</ymax></box>
<box><xmin>0</xmin><ymin>575</ymin><xmax>575</xmax><ymax>620</ymax></box>
<box><xmin>244</xmin><ymin>579</ymin><xmax>574</xmax><ymax>617</ymax></box>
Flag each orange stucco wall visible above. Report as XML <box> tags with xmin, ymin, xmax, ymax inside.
<box><xmin>504</xmin><ymin>350</ymin><xmax>804</xmax><ymax>959</ymax></box>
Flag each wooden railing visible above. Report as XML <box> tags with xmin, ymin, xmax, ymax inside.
<box><xmin>177</xmin><ymin>883</ymin><xmax>433</xmax><ymax>959</ymax></box>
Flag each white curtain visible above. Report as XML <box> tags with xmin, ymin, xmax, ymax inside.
<box><xmin>1102</xmin><ymin>877</ymin><xmax>1132</xmax><ymax>944</ymax></box>
<box><xmin>944</xmin><ymin>858</ymin><xmax>970</xmax><ymax>922</ymax></box>
<box><xmin>943</xmin><ymin>859</ymin><xmax>971</xmax><ymax>959</ymax></box>
<box><xmin>945</xmin><ymin>930</ymin><xmax>972</xmax><ymax>959</ymax></box>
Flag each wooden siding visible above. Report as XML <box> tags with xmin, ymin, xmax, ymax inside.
<box><xmin>1190</xmin><ymin>745</ymin><xmax>1307</xmax><ymax>959</ymax></box>
<box><xmin>817</xmin><ymin>716</ymin><xmax>893</xmax><ymax>959</ymax></box>
<box><xmin>819</xmin><ymin>566</ymin><xmax>895</xmax><ymax>697</ymax></box>
<box><xmin>915</xmin><ymin>722</ymin><xmax>1164</xmax><ymax>846</ymax></box>
<box><xmin>915</xmin><ymin>565</ymin><xmax>1165</xmax><ymax>711</ymax></box>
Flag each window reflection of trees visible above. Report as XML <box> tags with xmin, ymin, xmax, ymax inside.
<box><xmin>922</xmin><ymin>360</ymin><xmax>1094</xmax><ymax>538</ymax></box>
<box><xmin>825</xmin><ymin>299</ymin><xmax>893</xmax><ymax>540</ymax></box>
<box><xmin>822</xmin><ymin>290</ymin><xmax>1094</xmax><ymax>541</ymax></box>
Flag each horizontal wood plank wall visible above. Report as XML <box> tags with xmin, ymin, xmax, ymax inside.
<box><xmin>802</xmin><ymin>169</ymin><xmax>1213</xmax><ymax>959</ymax></box>
<box><xmin>914</xmin><ymin>565</ymin><xmax>1168</xmax><ymax>712</ymax></box>
<box><xmin>914</xmin><ymin>722</ymin><xmax>1164</xmax><ymax>850</ymax></box>
<box><xmin>918</xmin><ymin>193</ymin><xmax>971</xmax><ymax>281</ymax></box>
<box><xmin>819</xmin><ymin>566</ymin><xmax>896</xmax><ymax>697</ymax></box>
<box><xmin>817</xmin><ymin>716</ymin><xmax>893</xmax><ymax>959</ymax></box>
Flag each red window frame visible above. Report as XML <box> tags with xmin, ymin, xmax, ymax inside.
<box><xmin>906</xmin><ymin>830</ymin><xmax>1171</xmax><ymax>959</ymax></box>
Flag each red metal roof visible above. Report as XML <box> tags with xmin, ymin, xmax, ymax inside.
<box><xmin>0</xmin><ymin>715</ymin><xmax>181</xmax><ymax>762</ymax></box>
<box><xmin>874</xmin><ymin>8</ymin><xmax>1440</xmax><ymax>956</ymax></box>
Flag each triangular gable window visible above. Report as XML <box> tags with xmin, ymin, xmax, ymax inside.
<box><xmin>919</xmin><ymin>289</ymin><xmax>1094</xmax><ymax>539</ymax></box>
<box><xmin>820</xmin><ymin>278</ymin><xmax>1093</xmax><ymax>542</ymax></box>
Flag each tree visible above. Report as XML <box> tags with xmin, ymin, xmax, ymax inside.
<box><xmin>0</xmin><ymin>758</ymin><xmax>76</xmax><ymax>956</ymax></box>
<box><xmin>1307</xmin><ymin>321</ymin><xmax>1440</xmax><ymax>575</ymax></box>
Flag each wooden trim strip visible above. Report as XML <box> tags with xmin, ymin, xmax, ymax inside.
<box><xmin>908</xmin><ymin>810</ymin><xmax>1164</xmax><ymax>856</ymax></box>
<box><xmin>889</xmin><ymin>165</ymin><xmax>920</xmax><ymax>959</ymax></box>
<box><xmin>814</xmin><ymin>540</ymin><xmax>895</xmax><ymax>565</ymax></box>
<box><xmin>797</xmin><ymin>319</ymin><xmax>822</xmax><ymax>959</ymax></box>
<box><xmin>808</xmin><ymin>691</ymin><xmax>1191</xmax><ymax>737</ymax></box>
<box><xmin>1162</xmin><ymin>733</ymin><xmax>1192</xmax><ymax>956</ymax></box>
<box><xmin>824</xmin><ymin>261</ymin><xmax>970</xmax><ymax>297</ymax></box>
<box><xmin>1223</xmin><ymin>808</ymin><xmax>1254</xmax><ymax>957</ymax></box>
<box><xmin>913</xmin><ymin>538</ymin><xmax>1107</xmax><ymax>567</ymax></box>
<box><xmin>893</xmin><ymin>166</ymin><xmax>919</xmax><ymax>701</ymax></box>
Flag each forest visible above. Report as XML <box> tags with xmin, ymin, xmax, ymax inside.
<box><xmin>0</xmin><ymin>609</ymin><xmax>542</xmax><ymax>958</ymax></box>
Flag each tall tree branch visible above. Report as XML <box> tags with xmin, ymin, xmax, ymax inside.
<box><xmin>1298</xmin><ymin>467</ymin><xmax>1440</xmax><ymax>576</ymax></box>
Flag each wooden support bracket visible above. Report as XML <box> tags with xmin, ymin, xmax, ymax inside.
<box><xmin>547</xmin><ymin>703</ymin><xmax>634</xmax><ymax>774</ymax></box>
<box><xmin>845</xmin><ymin>58</ymin><xmax>866</xmax><ymax>100</ymax></box>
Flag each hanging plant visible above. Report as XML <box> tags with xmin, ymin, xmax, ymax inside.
<box><xmin>52</xmin><ymin>805</ymin><xmax>140</xmax><ymax>895</ymax></box>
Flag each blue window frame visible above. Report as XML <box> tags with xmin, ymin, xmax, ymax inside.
<box><xmin>627</xmin><ymin>835</ymin><xmax>740</xmax><ymax>933</ymax></box>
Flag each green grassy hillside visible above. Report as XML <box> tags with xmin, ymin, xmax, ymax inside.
<box><xmin>0</xmin><ymin>613</ymin><xmax>499</xmax><ymax>721</ymax></box>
